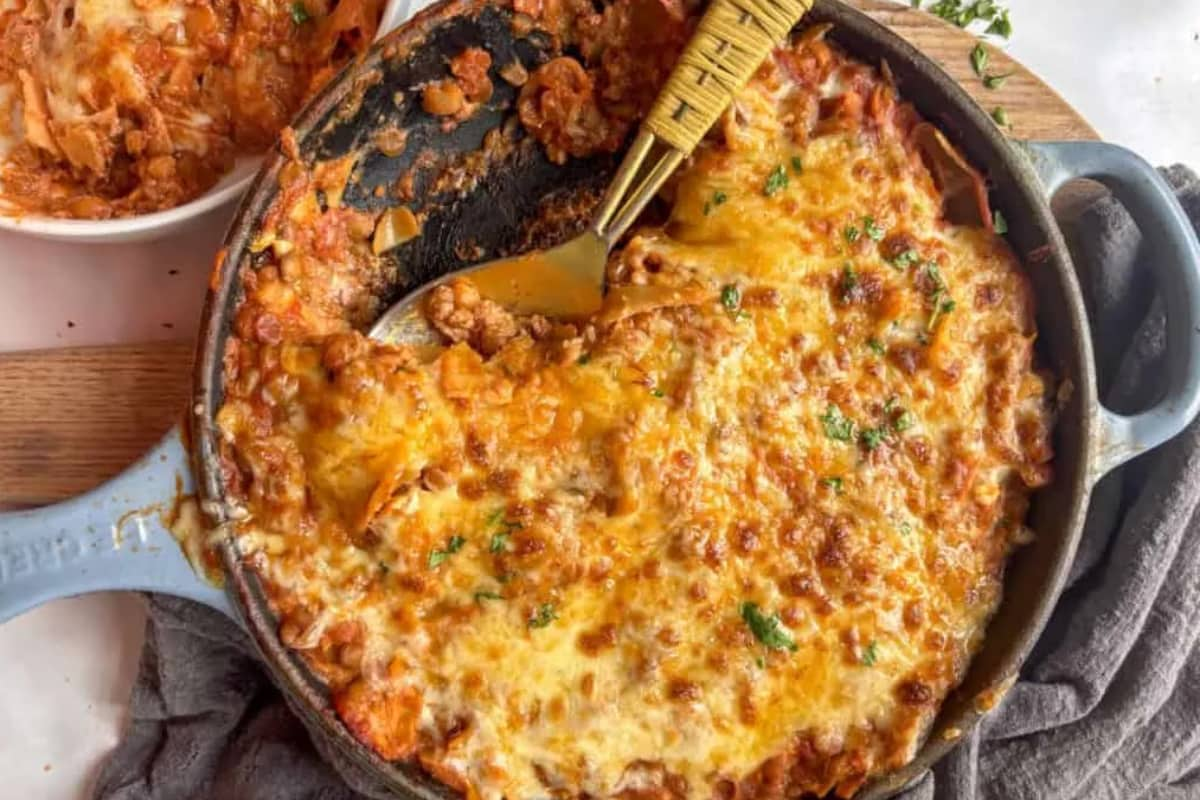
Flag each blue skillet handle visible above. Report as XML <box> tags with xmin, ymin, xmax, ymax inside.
<box><xmin>0</xmin><ymin>426</ymin><xmax>235</xmax><ymax>624</ymax></box>
<box><xmin>1024</xmin><ymin>141</ymin><xmax>1200</xmax><ymax>479</ymax></box>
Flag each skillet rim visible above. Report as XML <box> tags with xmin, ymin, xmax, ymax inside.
<box><xmin>188</xmin><ymin>1</ymin><xmax>1099</xmax><ymax>797</ymax></box>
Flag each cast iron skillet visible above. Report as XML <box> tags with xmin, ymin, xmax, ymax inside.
<box><xmin>3</xmin><ymin>1</ymin><xmax>1200</xmax><ymax>797</ymax></box>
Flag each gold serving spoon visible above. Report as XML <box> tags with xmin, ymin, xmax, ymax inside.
<box><xmin>370</xmin><ymin>0</ymin><xmax>813</xmax><ymax>344</ymax></box>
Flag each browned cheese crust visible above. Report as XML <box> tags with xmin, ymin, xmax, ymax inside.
<box><xmin>216</xmin><ymin>4</ymin><xmax>1054</xmax><ymax>799</ymax></box>
<box><xmin>0</xmin><ymin>0</ymin><xmax>384</xmax><ymax>218</ymax></box>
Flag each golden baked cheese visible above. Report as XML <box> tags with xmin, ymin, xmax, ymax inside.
<box><xmin>216</xmin><ymin>19</ymin><xmax>1053</xmax><ymax>800</ymax></box>
<box><xmin>0</xmin><ymin>0</ymin><xmax>383</xmax><ymax>218</ymax></box>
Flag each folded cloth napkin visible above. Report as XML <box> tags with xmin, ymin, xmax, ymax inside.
<box><xmin>93</xmin><ymin>166</ymin><xmax>1200</xmax><ymax>800</ymax></box>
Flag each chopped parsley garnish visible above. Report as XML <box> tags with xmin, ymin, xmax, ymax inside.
<box><xmin>860</xmin><ymin>426</ymin><xmax>888</xmax><ymax>451</ymax></box>
<box><xmin>650</xmin><ymin>387</ymin><xmax>665</xmax><ymax>398</ymax></box>
<box><xmin>986</xmin><ymin>9</ymin><xmax>1012</xmax><ymax>38</ymax></box>
<box><xmin>740</xmin><ymin>602</ymin><xmax>797</xmax><ymax>652</ymax></box>
<box><xmin>822</xmin><ymin>476</ymin><xmax>844</xmax><ymax>494</ymax></box>
<box><xmin>862</xmin><ymin>640</ymin><xmax>879</xmax><ymax>666</ymax></box>
<box><xmin>704</xmin><ymin>190</ymin><xmax>728</xmax><ymax>215</ymax></box>
<box><xmin>756</xmin><ymin>656</ymin><xmax>767</xmax><ymax>669</ymax></box>
<box><xmin>867</xmin><ymin>338</ymin><xmax>886</xmax><ymax>356</ymax></box>
<box><xmin>844</xmin><ymin>225</ymin><xmax>861</xmax><ymax>244</ymax></box>
<box><xmin>428</xmin><ymin>535</ymin><xmax>466</xmax><ymax>568</ymax></box>
<box><xmin>925</xmin><ymin>262</ymin><xmax>945</xmax><ymax>288</ymax></box>
<box><xmin>983</xmin><ymin>72</ymin><xmax>1014</xmax><ymax>90</ymax></box>
<box><xmin>992</xmin><ymin>106</ymin><xmax>1010</xmax><ymax>127</ymax></box>
<box><xmin>821</xmin><ymin>404</ymin><xmax>855</xmax><ymax>442</ymax></box>
<box><xmin>993</xmin><ymin>209</ymin><xmax>1009</xmax><ymax>234</ymax></box>
<box><xmin>790</xmin><ymin>156</ymin><xmax>804</xmax><ymax>174</ymax></box>
<box><xmin>894</xmin><ymin>410</ymin><xmax>916</xmax><ymax>432</ymax></box>
<box><xmin>720</xmin><ymin>284</ymin><xmax>741</xmax><ymax>312</ymax></box>
<box><xmin>922</xmin><ymin>262</ymin><xmax>956</xmax><ymax>331</ymax></box>
<box><xmin>577</xmin><ymin>353</ymin><xmax>591</xmax><ymax>365</ymax></box>
<box><xmin>485</xmin><ymin>509</ymin><xmax>520</xmax><ymax>553</ymax></box>
<box><xmin>839</xmin><ymin>263</ymin><xmax>859</xmax><ymax>303</ymax></box>
<box><xmin>474</xmin><ymin>590</ymin><xmax>502</xmax><ymax>603</ymax></box>
<box><xmin>970</xmin><ymin>43</ymin><xmax>988</xmax><ymax>76</ymax></box>
<box><xmin>763</xmin><ymin>165</ymin><xmax>789</xmax><ymax>197</ymax></box>
<box><xmin>890</xmin><ymin>249</ymin><xmax>920</xmax><ymax>269</ymax></box>
<box><xmin>863</xmin><ymin>216</ymin><xmax>886</xmax><ymax>241</ymax></box>
<box><xmin>290</xmin><ymin>1</ymin><xmax>310</xmax><ymax>23</ymax></box>
<box><xmin>928</xmin><ymin>0</ymin><xmax>1009</xmax><ymax>32</ymax></box>
<box><xmin>898</xmin><ymin>521</ymin><xmax>914</xmax><ymax>536</ymax></box>
<box><xmin>528</xmin><ymin>603</ymin><xmax>557</xmax><ymax>628</ymax></box>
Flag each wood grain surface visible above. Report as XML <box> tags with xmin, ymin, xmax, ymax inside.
<box><xmin>0</xmin><ymin>1</ymin><xmax>1098</xmax><ymax>509</ymax></box>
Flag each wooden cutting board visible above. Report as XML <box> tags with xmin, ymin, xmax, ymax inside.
<box><xmin>0</xmin><ymin>0</ymin><xmax>1098</xmax><ymax>509</ymax></box>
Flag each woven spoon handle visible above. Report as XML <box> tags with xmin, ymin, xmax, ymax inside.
<box><xmin>592</xmin><ymin>0</ymin><xmax>812</xmax><ymax>244</ymax></box>
<box><xmin>647</xmin><ymin>0</ymin><xmax>813</xmax><ymax>152</ymax></box>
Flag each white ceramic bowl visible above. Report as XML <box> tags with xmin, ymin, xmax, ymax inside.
<box><xmin>0</xmin><ymin>0</ymin><xmax>417</xmax><ymax>245</ymax></box>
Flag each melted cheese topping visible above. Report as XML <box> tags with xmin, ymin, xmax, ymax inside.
<box><xmin>0</xmin><ymin>0</ymin><xmax>382</xmax><ymax>217</ymax></box>
<box><xmin>218</xmin><ymin>39</ymin><xmax>1053</xmax><ymax>800</ymax></box>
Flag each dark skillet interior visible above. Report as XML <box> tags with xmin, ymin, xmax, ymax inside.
<box><xmin>192</xmin><ymin>1</ymin><xmax>1096</xmax><ymax>797</ymax></box>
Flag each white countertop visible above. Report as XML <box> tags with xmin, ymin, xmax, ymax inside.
<box><xmin>1</xmin><ymin>1</ymin><xmax>1198</xmax><ymax>796</ymax></box>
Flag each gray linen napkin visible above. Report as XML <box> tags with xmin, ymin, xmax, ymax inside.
<box><xmin>93</xmin><ymin>166</ymin><xmax>1200</xmax><ymax>800</ymax></box>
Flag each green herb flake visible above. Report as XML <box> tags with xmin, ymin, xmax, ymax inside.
<box><xmin>651</xmin><ymin>387</ymin><xmax>666</xmax><ymax>398</ymax></box>
<box><xmin>529</xmin><ymin>602</ymin><xmax>558</xmax><ymax>629</ymax></box>
<box><xmin>740</xmin><ymin>602</ymin><xmax>798</xmax><ymax>652</ymax></box>
<box><xmin>839</xmin><ymin>263</ymin><xmax>859</xmax><ymax>303</ymax></box>
<box><xmin>863</xmin><ymin>216</ymin><xmax>886</xmax><ymax>241</ymax></box>
<box><xmin>763</xmin><ymin>165</ymin><xmax>789</xmax><ymax>197</ymax></box>
<box><xmin>986</xmin><ymin>9</ymin><xmax>1012</xmax><ymax>38</ymax></box>
<box><xmin>970</xmin><ymin>43</ymin><xmax>989</xmax><ymax>76</ymax></box>
<box><xmin>923</xmin><ymin>262</ymin><xmax>956</xmax><ymax>331</ymax></box>
<box><xmin>992</xmin><ymin>106</ymin><xmax>1010</xmax><ymax>127</ymax></box>
<box><xmin>474</xmin><ymin>590</ymin><xmax>502</xmax><ymax>603</ymax></box>
<box><xmin>428</xmin><ymin>535</ymin><xmax>466</xmax><ymax>568</ymax></box>
<box><xmin>894</xmin><ymin>410</ymin><xmax>916</xmax><ymax>432</ymax></box>
<box><xmin>861</xmin><ymin>640</ymin><xmax>879</xmax><ymax>667</ymax></box>
<box><xmin>756</xmin><ymin>656</ymin><xmax>767</xmax><ymax>669</ymax></box>
<box><xmin>489</xmin><ymin>532</ymin><xmax>510</xmax><ymax>553</ymax></box>
<box><xmin>790</xmin><ymin>155</ymin><xmax>804</xmax><ymax>174</ymax></box>
<box><xmin>899</xmin><ymin>521</ymin><xmax>914</xmax><ymax>536</ymax></box>
<box><xmin>704</xmin><ymin>190</ymin><xmax>729</xmax><ymax>216</ymax></box>
<box><xmin>821</xmin><ymin>404</ymin><xmax>856</xmax><ymax>442</ymax></box>
<box><xmin>924</xmin><ymin>262</ymin><xmax>946</xmax><ymax>290</ymax></box>
<box><xmin>577</xmin><ymin>353</ymin><xmax>591</xmax><ymax>366</ymax></box>
<box><xmin>890</xmin><ymin>249</ymin><xmax>920</xmax><ymax>270</ymax></box>
<box><xmin>290</xmin><ymin>1</ymin><xmax>310</xmax><ymax>23</ymax></box>
<box><xmin>720</xmin><ymin>284</ymin><xmax>742</xmax><ymax>312</ymax></box>
<box><xmin>993</xmin><ymin>209</ymin><xmax>1009</xmax><ymax>235</ymax></box>
<box><xmin>860</xmin><ymin>426</ymin><xmax>888</xmax><ymax>451</ymax></box>
<box><xmin>983</xmin><ymin>72</ymin><xmax>1014</xmax><ymax>90</ymax></box>
<box><xmin>822</xmin><ymin>476</ymin><xmax>845</xmax><ymax>494</ymax></box>
<box><xmin>867</xmin><ymin>338</ymin><xmax>886</xmax><ymax>356</ymax></box>
<box><xmin>844</xmin><ymin>225</ymin><xmax>861</xmax><ymax>244</ymax></box>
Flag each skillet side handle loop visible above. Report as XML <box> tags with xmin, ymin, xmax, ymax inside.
<box><xmin>1024</xmin><ymin>141</ymin><xmax>1200</xmax><ymax>479</ymax></box>
<box><xmin>0</xmin><ymin>426</ymin><xmax>235</xmax><ymax>625</ymax></box>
